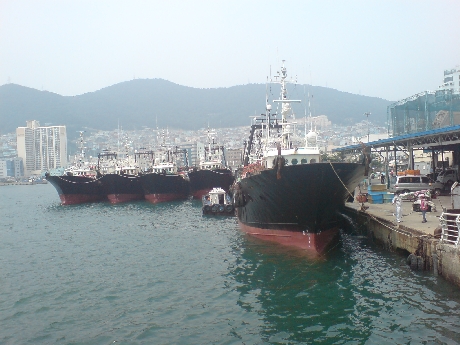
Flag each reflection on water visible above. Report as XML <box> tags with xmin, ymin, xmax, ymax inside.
<box><xmin>1</xmin><ymin>185</ymin><xmax>460</xmax><ymax>344</ymax></box>
<box><xmin>231</xmin><ymin>231</ymin><xmax>460</xmax><ymax>344</ymax></box>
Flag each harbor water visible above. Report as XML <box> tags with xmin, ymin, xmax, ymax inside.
<box><xmin>2</xmin><ymin>184</ymin><xmax>460</xmax><ymax>344</ymax></box>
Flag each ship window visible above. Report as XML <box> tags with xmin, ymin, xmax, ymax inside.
<box><xmin>301</xmin><ymin>159</ymin><xmax>307</xmax><ymax>164</ymax></box>
<box><xmin>291</xmin><ymin>158</ymin><xmax>298</xmax><ymax>165</ymax></box>
<box><xmin>310</xmin><ymin>159</ymin><xmax>316</xmax><ymax>163</ymax></box>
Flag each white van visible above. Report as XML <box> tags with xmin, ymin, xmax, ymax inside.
<box><xmin>389</xmin><ymin>175</ymin><xmax>443</xmax><ymax>195</ymax></box>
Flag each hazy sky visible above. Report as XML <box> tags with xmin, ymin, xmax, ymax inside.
<box><xmin>1</xmin><ymin>0</ymin><xmax>459</xmax><ymax>101</ymax></box>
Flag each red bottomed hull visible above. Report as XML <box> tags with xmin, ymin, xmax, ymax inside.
<box><xmin>144</xmin><ymin>193</ymin><xmax>188</xmax><ymax>204</ymax></box>
<box><xmin>59</xmin><ymin>194</ymin><xmax>106</xmax><ymax>205</ymax></box>
<box><xmin>107</xmin><ymin>193</ymin><xmax>144</xmax><ymax>204</ymax></box>
<box><xmin>189</xmin><ymin>169</ymin><xmax>234</xmax><ymax>199</ymax></box>
<box><xmin>238</xmin><ymin>221</ymin><xmax>339</xmax><ymax>256</ymax></box>
<box><xmin>192</xmin><ymin>188</ymin><xmax>212</xmax><ymax>200</ymax></box>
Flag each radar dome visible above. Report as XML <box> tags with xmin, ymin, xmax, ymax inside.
<box><xmin>306</xmin><ymin>131</ymin><xmax>317</xmax><ymax>147</ymax></box>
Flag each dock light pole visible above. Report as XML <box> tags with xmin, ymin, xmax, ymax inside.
<box><xmin>364</xmin><ymin>112</ymin><xmax>371</xmax><ymax>143</ymax></box>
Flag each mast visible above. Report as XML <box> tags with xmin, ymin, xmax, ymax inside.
<box><xmin>272</xmin><ymin>60</ymin><xmax>301</xmax><ymax>149</ymax></box>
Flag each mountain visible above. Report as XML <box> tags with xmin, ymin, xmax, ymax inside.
<box><xmin>0</xmin><ymin>79</ymin><xmax>393</xmax><ymax>139</ymax></box>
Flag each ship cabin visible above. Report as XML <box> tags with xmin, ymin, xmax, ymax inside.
<box><xmin>115</xmin><ymin>166</ymin><xmax>138</xmax><ymax>175</ymax></box>
<box><xmin>199</xmin><ymin>160</ymin><xmax>225</xmax><ymax>170</ymax></box>
<box><xmin>262</xmin><ymin>130</ymin><xmax>321</xmax><ymax>169</ymax></box>
<box><xmin>263</xmin><ymin>147</ymin><xmax>321</xmax><ymax>169</ymax></box>
<box><xmin>151</xmin><ymin>162</ymin><xmax>177</xmax><ymax>175</ymax></box>
<box><xmin>65</xmin><ymin>166</ymin><xmax>98</xmax><ymax>178</ymax></box>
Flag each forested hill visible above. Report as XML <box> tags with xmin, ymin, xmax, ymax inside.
<box><xmin>0</xmin><ymin>79</ymin><xmax>393</xmax><ymax>139</ymax></box>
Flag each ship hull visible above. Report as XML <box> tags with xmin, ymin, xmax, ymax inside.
<box><xmin>235</xmin><ymin>162</ymin><xmax>365</xmax><ymax>255</ymax></box>
<box><xmin>46</xmin><ymin>175</ymin><xmax>107</xmax><ymax>205</ymax></box>
<box><xmin>100</xmin><ymin>174</ymin><xmax>144</xmax><ymax>204</ymax></box>
<box><xmin>189</xmin><ymin>169</ymin><xmax>234</xmax><ymax>199</ymax></box>
<box><xmin>138</xmin><ymin>173</ymin><xmax>190</xmax><ymax>204</ymax></box>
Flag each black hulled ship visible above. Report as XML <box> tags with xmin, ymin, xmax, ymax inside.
<box><xmin>138</xmin><ymin>147</ymin><xmax>190</xmax><ymax>203</ymax></box>
<box><xmin>46</xmin><ymin>132</ymin><xmax>107</xmax><ymax>205</ymax></box>
<box><xmin>46</xmin><ymin>168</ymin><xmax>106</xmax><ymax>205</ymax></box>
<box><xmin>98</xmin><ymin>150</ymin><xmax>155</xmax><ymax>204</ymax></box>
<box><xmin>233</xmin><ymin>61</ymin><xmax>366</xmax><ymax>256</ymax></box>
<box><xmin>102</xmin><ymin>173</ymin><xmax>144</xmax><ymax>204</ymax></box>
<box><xmin>138</xmin><ymin>162</ymin><xmax>189</xmax><ymax>203</ymax></box>
<box><xmin>189</xmin><ymin>130</ymin><xmax>234</xmax><ymax>199</ymax></box>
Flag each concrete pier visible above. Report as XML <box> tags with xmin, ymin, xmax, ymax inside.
<box><xmin>344</xmin><ymin>195</ymin><xmax>460</xmax><ymax>288</ymax></box>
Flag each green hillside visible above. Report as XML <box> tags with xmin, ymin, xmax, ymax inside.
<box><xmin>0</xmin><ymin>79</ymin><xmax>393</xmax><ymax>140</ymax></box>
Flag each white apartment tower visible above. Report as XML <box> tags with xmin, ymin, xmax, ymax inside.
<box><xmin>16</xmin><ymin>120</ymin><xmax>67</xmax><ymax>176</ymax></box>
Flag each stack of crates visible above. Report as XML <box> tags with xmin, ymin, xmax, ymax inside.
<box><xmin>383</xmin><ymin>192</ymin><xmax>394</xmax><ymax>203</ymax></box>
<box><xmin>367</xmin><ymin>184</ymin><xmax>387</xmax><ymax>204</ymax></box>
<box><xmin>397</xmin><ymin>169</ymin><xmax>421</xmax><ymax>176</ymax></box>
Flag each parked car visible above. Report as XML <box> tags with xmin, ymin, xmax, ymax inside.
<box><xmin>436</xmin><ymin>168</ymin><xmax>458</xmax><ymax>186</ymax></box>
<box><xmin>389</xmin><ymin>175</ymin><xmax>444</xmax><ymax>195</ymax></box>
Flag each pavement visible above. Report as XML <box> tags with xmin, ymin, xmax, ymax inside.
<box><xmin>345</xmin><ymin>194</ymin><xmax>453</xmax><ymax>236</ymax></box>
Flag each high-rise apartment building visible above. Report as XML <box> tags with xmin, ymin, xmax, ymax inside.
<box><xmin>177</xmin><ymin>142</ymin><xmax>204</xmax><ymax>167</ymax></box>
<box><xmin>16</xmin><ymin>120</ymin><xmax>67</xmax><ymax>176</ymax></box>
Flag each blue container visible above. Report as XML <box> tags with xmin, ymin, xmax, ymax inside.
<box><xmin>383</xmin><ymin>193</ymin><xmax>394</xmax><ymax>201</ymax></box>
<box><xmin>368</xmin><ymin>191</ymin><xmax>385</xmax><ymax>196</ymax></box>
<box><xmin>370</xmin><ymin>194</ymin><xmax>383</xmax><ymax>203</ymax></box>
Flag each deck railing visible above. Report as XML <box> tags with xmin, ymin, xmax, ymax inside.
<box><xmin>440</xmin><ymin>211</ymin><xmax>460</xmax><ymax>245</ymax></box>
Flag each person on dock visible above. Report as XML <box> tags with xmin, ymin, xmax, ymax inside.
<box><xmin>380</xmin><ymin>173</ymin><xmax>385</xmax><ymax>184</ymax></box>
<box><xmin>420</xmin><ymin>195</ymin><xmax>428</xmax><ymax>223</ymax></box>
<box><xmin>392</xmin><ymin>191</ymin><xmax>402</xmax><ymax>223</ymax></box>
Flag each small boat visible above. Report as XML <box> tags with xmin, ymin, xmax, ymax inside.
<box><xmin>202</xmin><ymin>187</ymin><xmax>235</xmax><ymax>216</ymax></box>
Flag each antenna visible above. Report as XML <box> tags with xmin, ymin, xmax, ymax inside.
<box><xmin>304</xmin><ymin>86</ymin><xmax>307</xmax><ymax>137</ymax></box>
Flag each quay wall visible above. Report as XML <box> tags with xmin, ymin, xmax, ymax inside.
<box><xmin>437</xmin><ymin>243</ymin><xmax>460</xmax><ymax>287</ymax></box>
<box><xmin>343</xmin><ymin>206</ymin><xmax>460</xmax><ymax>288</ymax></box>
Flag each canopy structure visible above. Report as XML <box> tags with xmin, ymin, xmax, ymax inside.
<box><xmin>333</xmin><ymin>125</ymin><xmax>460</xmax><ymax>180</ymax></box>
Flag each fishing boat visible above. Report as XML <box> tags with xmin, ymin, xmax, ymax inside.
<box><xmin>189</xmin><ymin>129</ymin><xmax>234</xmax><ymax>199</ymax></box>
<box><xmin>98</xmin><ymin>150</ymin><xmax>154</xmax><ymax>204</ymax></box>
<box><xmin>202</xmin><ymin>187</ymin><xmax>235</xmax><ymax>216</ymax></box>
<box><xmin>138</xmin><ymin>149</ymin><xmax>190</xmax><ymax>203</ymax></box>
<box><xmin>233</xmin><ymin>61</ymin><xmax>366</xmax><ymax>255</ymax></box>
<box><xmin>46</xmin><ymin>132</ymin><xmax>106</xmax><ymax>205</ymax></box>
<box><xmin>45</xmin><ymin>167</ymin><xmax>106</xmax><ymax>205</ymax></box>
<box><xmin>99</xmin><ymin>162</ymin><xmax>144</xmax><ymax>204</ymax></box>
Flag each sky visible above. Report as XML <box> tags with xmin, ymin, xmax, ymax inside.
<box><xmin>0</xmin><ymin>0</ymin><xmax>459</xmax><ymax>101</ymax></box>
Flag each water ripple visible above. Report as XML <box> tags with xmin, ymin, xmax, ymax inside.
<box><xmin>1</xmin><ymin>185</ymin><xmax>460</xmax><ymax>343</ymax></box>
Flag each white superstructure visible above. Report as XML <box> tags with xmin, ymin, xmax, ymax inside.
<box><xmin>250</xmin><ymin>60</ymin><xmax>321</xmax><ymax>169</ymax></box>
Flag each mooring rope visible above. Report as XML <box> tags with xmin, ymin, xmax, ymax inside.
<box><xmin>328</xmin><ymin>162</ymin><xmax>428</xmax><ymax>238</ymax></box>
